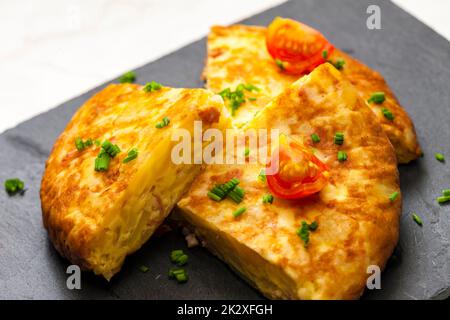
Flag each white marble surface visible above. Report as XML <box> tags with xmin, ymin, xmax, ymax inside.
<box><xmin>0</xmin><ymin>0</ymin><xmax>449</xmax><ymax>133</ymax></box>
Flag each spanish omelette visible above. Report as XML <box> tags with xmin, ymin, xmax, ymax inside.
<box><xmin>178</xmin><ymin>64</ymin><xmax>401</xmax><ymax>299</ymax></box>
<box><xmin>41</xmin><ymin>83</ymin><xmax>224</xmax><ymax>279</ymax></box>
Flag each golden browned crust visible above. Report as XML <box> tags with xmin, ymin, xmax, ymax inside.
<box><xmin>178</xmin><ymin>64</ymin><xmax>401</xmax><ymax>299</ymax></box>
<box><xmin>41</xmin><ymin>84</ymin><xmax>224</xmax><ymax>279</ymax></box>
<box><xmin>204</xmin><ymin>24</ymin><xmax>421</xmax><ymax>163</ymax></box>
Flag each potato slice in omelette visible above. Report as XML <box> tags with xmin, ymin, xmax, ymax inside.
<box><xmin>205</xmin><ymin>24</ymin><xmax>420</xmax><ymax>163</ymax></box>
<box><xmin>178</xmin><ymin>64</ymin><xmax>401</xmax><ymax>299</ymax></box>
<box><xmin>41</xmin><ymin>83</ymin><xmax>224</xmax><ymax>279</ymax></box>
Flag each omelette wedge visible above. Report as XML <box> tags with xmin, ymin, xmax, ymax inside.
<box><xmin>41</xmin><ymin>84</ymin><xmax>224</xmax><ymax>279</ymax></box>
<box><xmin>178</xmin><ymin>64</ymin><xmax>401</xmax><ymax>299</ymax></box>
<box><xmin>205</xmin><ymin>24</ymin><xmax>421</xmax><ymax>163</ymax></box>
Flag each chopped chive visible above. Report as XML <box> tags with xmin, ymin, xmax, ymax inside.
<box><xmin>170</xmin><ymin>250</ymin><xmax>184</xmax><ymax>262</ymax></box>
<box><xmin>101</xmin><ymin>140</ymin><xmax>121</xmax><ymax>157</ymax></box>
<box><xmin>311</xmin><ymin>133</ymin><xmax>320</xmax><ymax>143</ymax></box>
<box><xmin>84</xmin><ymin>138</ymin><xmax>93</xmax><ymax>147</ymax></box>
<box><xmin>75</xmin><ymin>137</ymin><xmax>85</xmax><ymax>151</ymax></box>
<box><xmin>4</xmin><ymin>178</ymin><xmax>25</xmax><ymax>195</ymax></box>
<box><xmin>382</xmin><ymin>108</ymin><xmax>394</xmax><ymax>121</ymax></box>
<box><xmin>168</xmin><ymin>268</ymin><xmax>188</xmax><ymax>283</ymax></box>
<box><xmin>155</xmin><ymin>116</ymin><xmax>170</xmax><ymax>129</ymax></box>
<box><xmin>123</xmin><ymin>148</ymin><xmax>138</xmax><ymax>163</ymax></box>
<box><xmin>94</xmin><ymin>151</ymin><xmax>111</xmax><ymax>171</ymax></box>
<box><xmin>143</xmin><ymin>81</ymin><xmax>162</xmax><ymax>92</ymax></box>
<box><xmin>243</xmin><ymin>84</ymin><xmax>260</xmax><ymax>92</ymax></box>
<box><xmin>412</xmin><ymin>213</ymin><xmax>423</xmax><ymax>226</ymax></box>
<box><xmin>337</xmin><ymin>151</ymin><xmax>348</xmax><ymax>162</ymax></box>
<box><xmin>275</xmin><ymin>59</ymin><xmax>285</xmax><ymax>70</ymax></box>
<box><xmin>176</xmin><ymin>254</ymin><xmax>188</xmax><ymax>266</ymax></box>
<box><xmin>334</xmin><ymin>132</ymin><xmax>344</xmax><ymax>145</ymax></box>
<box><xmin>297</xmin><ymin>221</ymin><xmax>318</xmax><ymax>247</ymax></box>
<box><xmin>389</xmin><ymin>191</ymin><xmax>399</xmax><ymax>202</ymax></box>
<box><xmin>207</xmin><ymin>178</ymin><xmax>240</xmax><ymax>201</ymax></box>
<box><xmin>244</xmin><ymin>147</ymin><xmax>250</xmax><ymax>157</ymax></box>
<box><xmin>227</xmin><ymin>186</ymin><xmax>245</xmax><ymax>203</ymax></box>
<box><xmin>368</xmin><ymin>92</ymin><xmax>386</xmax><ymax>104</ymax></box>
<box><xmin>207</xmin><ymin>191</ymin><xmax>222</xmax><ymax>202</ymax></box>
<box><xmin>168</xmin><ymin>268</ymin><xmax>184</xmax><ymax>278</ymax></box>
<box><xmin>232</xmin><ymin>207</ymin><xmax>246</xmax><ymax>218</ymax></box>
<box><xmin>175</xmin><ymin>272</ymin><xmax>188</xmax><ymax>283</ymax></box>
<box><xmin>248</xmin><ymin>97</ymin><xmax>257</xmax><ymax>101</ymax></box>
<box><xmin>322</xmin><ymin>50</ymin><xmax>328</xmax><ymax>59</ymax></box>
<box><xmin>435</xmin><ymin>153</ymin><xmax>445</xmax><ymax>162</ymax></box>
<box><xmin>119</xmin><ymin>71</ymin><xmax>136</xmax><ymax>84</ymax></box>
<box><xmin>258</xmin><ymin>169</ymin><xmax>266</xmax><ymax>183</ymax></box>
<box><xmin>332</xmin><ymin>58</ymin><xmax>345</xmax><ymax>70</ymax></box>
<box><xmin>94</xmin><ymin>139</ymin><xmax>101</xmax><ymax>146</ymax></box>
<box><xmin>437</xmin><ymin>196</ymin><xmax>450</xmax><ymax>204</ymax></box>
<box><xmin>138</xmin><ymin>265</ymin><xmax>150</xmax><ymax>273</ymax></box>
<box><xmin>220</xmin><ymin>84</ymin><xmax>258</xmax><ymax>116</ymax></box>
<box><xmin>442</xmin><ymin>189</ymin><xmax>450</xmax><ymax>197</ymax></box>
<box><xmin>262</xmin><ymin>194</ymin><xmax>274</xmax><ymax>204</ymax></box>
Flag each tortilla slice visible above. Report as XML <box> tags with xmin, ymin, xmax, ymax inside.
<box><xmin>178</xmin><ymin>64</ymin><xmax>401</xmax><ymax>299</ymax></box>
<box><xmin>41</xmin><ymin>84</ymin><xmax>224</xmax><ymax>279</ymax></box>
<box><xmin>205</xmin><ymin>24</ymin><xmax>421</xmax><ymax>163</ymax></box>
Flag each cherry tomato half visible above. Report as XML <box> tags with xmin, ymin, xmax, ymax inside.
<box><xmin>266</xmin><ymin>17</ymin><xmax>334</xmax><ymax>75</ymax></box>
<box><xmin>266</xmin><ymin>137</ymin><xmax>329</xmax><ymax>200</ymax></box>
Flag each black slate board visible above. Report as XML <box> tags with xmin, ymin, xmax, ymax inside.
<box><xmin>1</xmin><ymin>0</ymin><xmax>449</xmax><ymax>300</ymax></box>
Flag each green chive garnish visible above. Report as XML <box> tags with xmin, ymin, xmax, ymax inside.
<box><xmin>4</xmin><ymin>178</ymin><xmax>25</xmax><ymax>195</ymax></box>
<box><xmin>437</xmin><ymin>196</ymin><xmax>450</xmax><ymax>204</ymax></box>
<box><xmin>101</xmin><ymin>140</ymin><xmax>121</xmax><ymax>157</ymax></box>
<box><xmin>138</xmin><ymin>265</ymin><xmax>150</xmax><ymax>273</ymax></box>
<box><xmin>155</xmin><ymin>116</ymin><xmax>170</xmax><ymax>128</ymax></box>
<box><xmin>75</xmin><ymin>137</ymin><xmax>85</xmax><ymax>151</ymax></box>
<box><xmin>219</xmin><ymin>84</ymin><xmax>259</xmax><ymax>116</ymax></box>
<box><xmin>170</xmin><ymin>249</ymin><xmax>189</xmax><ymax>266</ymax></box>
<box><xmin>248</xmin><ymin>97</ymin><xmax>257</xmax><ymax>101</ymax></box>
<box><xmin>94</xmin><ymin>139</ymin><xmax>101</xmax><ymax>146</ymax></box>
<box><xmin>207</xmin><ymin>192</ymin><xmax>222</xmax><ymax>202</ymax></box>
<box><xmin>207</xmin><ymin>178</ymin><xmax>240</xmax><ymax>202</ymax></box>
<box><xmin>168</xmin><ymin>268</ymin><xmax>188</xmax><ymax>283</ymax></box>
<box><xmin>123</xmin><ymin>148</ymin><xmax>138</xmax><ymax>163</ymax></box>
<box><xmin>334</xmin><ymin>132</ymin><xmax>344</xmax><ymax>145</ymax></box>
<box><xmin>297</xmin><ymin>221</ymin><xmax>318</xmax><ymax>247</ymax></box>
<box><xmin>233</xmin><ymin>207</ymin><xmax>246</xmax><ymax>218</ymax></box>
<box><xmin>337</xmin><ymin>151</ymin><xmax>348</xmax><ymax>162</ymax></box>
<box><xmin>382</xmin><ymin>108</ymin><xmax>394</xmax><ymax>121</ymax></box>
<box><xmin>262</xmin><ymin>194</ymin><xmax>274</xmax><ymax>204</ymax></box>
<box><xmin>275</xmin><ymin>59</ymin><xmax>285</xmax><ymax>70</ymax></box>
<box><xmin>244</xmin><ymin>147</ymin><xmax>250</xmax><ymax>157</ymax></box>
<box><xmin>389</xmin><ymin>191</ymin><xmax>399</xmax><ymax>202</ymax></box>
<box><xmin>143</xmin><ymin>81</ymin><xmax>162</xmax><ymax>92</ymax></box>
<box><xmin>258</xmin><ymin>169</ymin><xmax>266</xmax><ymax>183</ymax></box>
<box><xmin>332</xmin><ymin>58</ymin><xmax>345</xmax><ymax>70</ymax></box>
<box><xmin>435</xmin><ymin>153</ymin><xmax>445</xmax><ymax>162</ymax></box>
<box><xmin>442</xmin><ymin>189</ymin><xmax>450</xmax><ymax>197</ymax></box>
<box><xmin>94</xmin><ymin>151</ymin><xmax>111</xmax><ymax>171</ymax></box>
<box><xmin>311</xmin><ymin>133</ymin><xmax>320</xmax><ymax>143</ymax></box>
<box><xmin>119</xmin><ymin>71</ymin><xmax>136</xmax><ymax>84</ymax></box>
<box><xmin>322</xmin><ymin>50</ymin><xmax>328</xmax><ymax>59</ymax></box>
<box><xmin>412</xmin><ymin>213</ymin><xmax>423</xmax><ymax>226</ymax></box>
<box><xmin>368</xmin><ymin>92</ymin><xmax>386</xmax><ymax>104</ymax></box>
<box><xmin>227</xmin><ymin>186</ymin><xmax>245</xmax><ymax>204</ymax></box>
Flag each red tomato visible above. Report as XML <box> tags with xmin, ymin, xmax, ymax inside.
<box><xmin>266</xmin><ymin>17</ymin><xmax>334</xmax><ymax>75</ymax></box>
<box><xmin>266</xmin><ymin>137</ymin><xmax>329</xmax><ymax>200</ymax></box>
